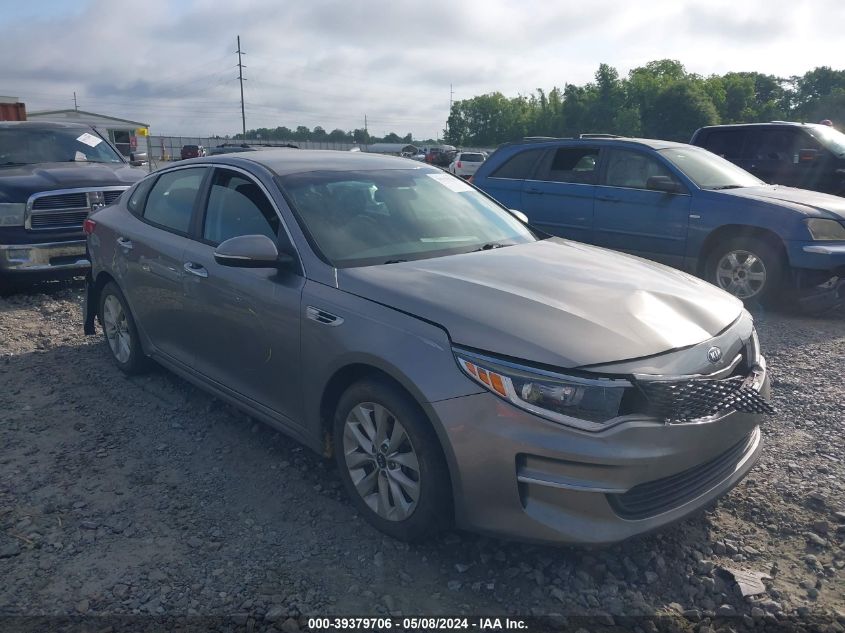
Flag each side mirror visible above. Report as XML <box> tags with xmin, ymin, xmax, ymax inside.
<box><xmin>798</xmin><ymin>148</ymin><xmax>819</xmax><ymax>163</ymax></box>
<box><xmin>509</xmin><ymin>209</ymin><xmax>529</xmax><ymax>224</ymax></box>
<box><xmin>646</xmin><ymin>175</ymin><xmax>683</xmax><ymax>194</ymax></box>
<box><xmin>214</xmin><ymin>234</ymin><xmax>292</xmax><ymax>268</ymax></box>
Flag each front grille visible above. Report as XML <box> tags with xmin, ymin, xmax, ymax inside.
<box><xmin>30</xmin><ymin>210</ymin><xmax>90</xmax><ymax>229</ymax></box>
<box><xmin>638</xmin><ymin>374</ymin><xmax>774</xmax><ymax>423</ymax></box>
<box><xmin>31</xmin><ymin>192</ymin><xmax>89</xmax><ymax>210</ymax></box>
<box><xmin>27</xmin><ymin>188</ymin><xmax>128</xmax><ymax>231</ymax></box>
<box><xmin>608</xmin><ymin>430</ymin><xmax>757</xmax><ymax>520</ymax></box>
<box><xmin>103</xmin><ymin>190</ymin><xmax>123</xmax><ymax>205</ymax></box>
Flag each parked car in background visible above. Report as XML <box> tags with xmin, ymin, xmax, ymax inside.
<box><xmin>425</xmin><ymin>145</ymin><xmax>457</xmax><ymax>167</ymax></box>
<box><xmin>84</xmin><ymin>149</ymin><xmax>773</xmax><ymax>545</ymax></box>
<box><xmin>690</xmin><ymin>122</ymin><xmax>845</xmax><ymax>196</ymax></box>
<box><xmin>180</xmin><ymin>144</ymin><xmax>206</xmax><ymax>160</ymax></box>
<box><xmin>473</xmin><ymin>136</ymin><xmax>845</xmax><ymax>308</ymax></box>
<box><xmin>0</xmin><ymin>121</ymin><xmax>145</xmax><ymax>292</ymax></box>
<box><xmin>448</xmin><ymin>151</ymin><xmax>486</xmax><ymax>179</ymax></box>
<box><xmin>410</xmin><ymin>150</ymin><xmax>427</xmax><ymax>162</ymax></box>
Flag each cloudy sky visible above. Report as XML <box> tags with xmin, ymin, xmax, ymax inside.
<box><xmin>0</xmin><ymin>0</ymin><xmax>842</xmax><ymax>139</ymax></box>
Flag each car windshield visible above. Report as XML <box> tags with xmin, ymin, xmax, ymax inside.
<box><xmin>278</xmin><ymin>168</ymin><xmax>536</xmax><ymax>268</ymax></box>
<box><xmin>806</xmin><ymin>124</ymin><xmax>845</xmax><ymax>156</ymax></box>
<box><xmin>0</xmin><ymin>127</ymin><xmax>123</xmax><ymax>165</ymax></box>
<box><xmin>460</xmin><ymin>153</ymin><xmax>485</xmax><ymax>162</ymax></box>
<box><xmin>659</xmin><ymin>146</ymin><xmax>764</xmax><ymax>190</ymax></box>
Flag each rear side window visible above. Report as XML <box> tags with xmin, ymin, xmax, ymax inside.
<box><xmin>700</xmin><ymin>129</ymin><xmax>747</xmax><ymax>160</ymax></box>
<box><xmin>143</xmin><ymin>167</ymin><xmax>206</xmax><ymax>234</ymax></box>
<box><xmin>127</xmin><ymin>177</ymin><xmax>155</xmax><ymax>216</ymax></box>
<box><xmin>537</xmin><ymin>147</ymin><xmax>598</xmax><ymax>183</ymax></box>
<box><xmin>490</xmin><ymin>149</ymin><xmax>544</xmax><ymax>179</ymax></box>
<box><xmin>203</xmin><ymin>169</ymin><xmax>279</xmax><ymax>245</ymax></box>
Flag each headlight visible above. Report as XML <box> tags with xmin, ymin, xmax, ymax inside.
<box><xmin>454</xmin><ymin>349</ymin><xmax>631</xmax><ymax>431</ymax></box>
<box><xmin>806</xmin><ymin>218</ymin><xmax>845</xmax><ymax>240</ymax></box>
<box><xmin>0</xmin><ymin>203</ymin><xmax>25</xmax><ymax>227</ymax></box>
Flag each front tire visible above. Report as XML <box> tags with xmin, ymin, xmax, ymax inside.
<box><xmin>705</xmin><ymin>236</ymin><xmax>784</xmax><ymax>306</ymax></box>
<box><xmin>98</xmin><ymin>281</ymin><xmax>149</xmax><ymax>375</ymax></box>
<box><xmin>333</xmin><ymin>378</ymin><xmax>451</xmax><ymax>542</ymax></box>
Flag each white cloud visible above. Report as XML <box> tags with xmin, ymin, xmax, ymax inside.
<box><xmin>0</xmin><ymin>0</ymin><xmax>842</xmax><ymax>139</ymax></box>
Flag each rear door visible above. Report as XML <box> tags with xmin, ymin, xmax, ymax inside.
<box><xmin>180</xmin><ymin>167</ymin><xmax>305</xmax><ymax>423</ymax></box>
<box><xmin>592</xmin><ymin>148</ymin><xmax>690</xmax><ymax>267</ymax></box>
<box><xmin>520</xmin><ymin>145</ymin><xmax>599</xmax><ymax>243</ymax></box>
<box><xmin>120</xmin><ymin>166</ymin><xmax>208</xmax><ymax>364</ymax></box>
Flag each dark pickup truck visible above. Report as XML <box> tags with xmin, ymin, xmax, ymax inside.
<box><xmin>0</xmin><ymin>121</ymin><xmax>145</xmax><ymax>291</ymax></box>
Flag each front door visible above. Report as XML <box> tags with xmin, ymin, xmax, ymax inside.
<box><xmin>180</xmin><ymin>167</ymin><xmax>305</xmax><ymax>424</ymax></box>
<box><xmin>592</xmin><ymin>148</ymin><xmax>690</xmax><ymax>267</ymax></box>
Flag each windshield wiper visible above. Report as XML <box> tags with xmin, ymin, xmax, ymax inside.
<box><xmin>383</xmin><ymin>259</ymin><xmax>408</xmax><ymax>264</ymax></box>
<box><xmin>0</xmin><ymin>161</ymin><xmax>30</xmax><ymax>166</ymax></box>
<box><xmin>474</xmin><ymin>242</ymin><xmax>509</xmax><ymax>251</ymax></box>
<box><xmin>710</xmin><ymin>184</ymin><xmax>745</xmax><ymax>190</ymax></box>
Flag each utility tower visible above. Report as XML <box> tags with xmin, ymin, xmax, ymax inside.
<box><xmin>236</xmin><ymin>35</ymin><xmax>246</xmax><ymax>138</ymax></box>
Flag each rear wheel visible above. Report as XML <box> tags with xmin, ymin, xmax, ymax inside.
<box><xmin>333</xmin><ymin>378</ymin><xmax>451</xmax><ymax>542</ymax></box>
<box><xmin>705</xmin><ymin>236</ymin><xmax>784</xmax><ymax>306</ymax></box>
<box><xmin>98</xmin><ymin>281</ymin><xmax>149</xmax><ymax>375</ymax></box>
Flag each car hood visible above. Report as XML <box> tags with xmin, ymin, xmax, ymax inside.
<box><xmin>0</xmin><ymin>162</ymin><xmax>145</xmax><ymax>203</ymax></box>
<box><xmin>717</xmin><ymin>185</ymin><xmax>845</xmax><ymax>219</ymax></box>
<box><xmin>338</xmin><ymin>239</ymin><xmax>743</xmax><ymax>369</ymax></box>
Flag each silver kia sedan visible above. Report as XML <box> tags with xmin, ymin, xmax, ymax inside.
<box><xmin>83</xmin><ymin>150</ymin><xmax>774</xmax><ymax>544</ymax></box>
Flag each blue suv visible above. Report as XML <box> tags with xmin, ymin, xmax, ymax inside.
<box><xmin>472</xmin><ymin>136</ymin><xmax>845</xmax><ymax>307</ymax></box>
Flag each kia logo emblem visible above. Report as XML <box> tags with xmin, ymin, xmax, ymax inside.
<box><xmin>707</xmin><ymin>347</ymin><xmax>722</xmax><ymax>363</ymax></box>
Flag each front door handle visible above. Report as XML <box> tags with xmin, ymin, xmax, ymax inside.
<box><xmin>183</xmin><ymin>262</ymin><xmax>208</xmax><ymax>278</ymax></box>
<box><xmin>116</xmin><ymin>237</ymin><xmax>133</xmax><ymax>249</ymax></box>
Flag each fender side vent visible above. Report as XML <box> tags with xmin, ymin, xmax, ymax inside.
<box><xmin>306</xmin><ymin>306</ymin><xmax>343</xmax><ymax>326</ymax></box>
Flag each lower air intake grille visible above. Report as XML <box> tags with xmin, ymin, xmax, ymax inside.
<box><xmin>608</xmin><ymin>430</ymin><xmax>757</xmax><ymax>520</ymax></box>
<box><xmin>639</xmin><ymin>375</ymin><xmax>774</xmax><ymax>423</ymax></box>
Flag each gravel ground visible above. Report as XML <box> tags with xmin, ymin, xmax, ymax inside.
<box><xmin>0</xmin><ymin>279</ymin><xmax>843</xmax><ymax>632</ymax></box>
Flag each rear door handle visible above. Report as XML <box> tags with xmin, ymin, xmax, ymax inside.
<box><xmin>596</xmin><ymin>195</ymin><xmax>621</xmax><ymax>203</ymax></box>
<box><xmin>525</xmin><ymin>187</ymin><xmax>544</xmax><ymax>195</ymax></box>
<box><xmin>183</xmin><ymin>262</ymin><xmax>208</xmax><ymax>278</ymax></box>
<box><xmin>116</xmin><ymin>237</ymin><xmax>133</xmax><ymax>249</ymax></box>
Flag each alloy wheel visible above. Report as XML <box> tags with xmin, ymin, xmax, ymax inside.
<box><xmin>342</xmin><ymin>402</ymin><xmax>421</xmax><ymax>522</ymax></box>
<box><xmin>102</xmin><ymin>294</ymin><xmax>132</xmax><ymax>364</ymax></box>
<box><xmin>715</xmin><ymin>250</ymin><xmax>767</xmax><ymax>299</ymax></box>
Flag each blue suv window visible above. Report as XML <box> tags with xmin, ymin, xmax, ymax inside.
<box><xmin>604</xmin><ymin>149</ymin><xmax>678</xmax><ymax>190</ymax></box>
<box><xmin>490</xmin><ymin>148</ymin><xmax>544</xmax><ymax>179</ymax></box>
<box><xmin>537</xmin><ymin>147</ymin><xmax>598</xmax><ymax>184</ymax></box>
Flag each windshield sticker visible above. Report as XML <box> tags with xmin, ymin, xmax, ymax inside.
<box><xmin>427</xmin><ymin>172</ymin><xmax>473</xmax><ymax>192</ymax></box>
<box><xmin>76</xmin><ymin>132</ymin><xmax>103</xmax><ymax>147</ymax></box>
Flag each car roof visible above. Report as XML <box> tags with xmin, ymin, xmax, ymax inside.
<box><xmin>202</xmin><ymin>149</ymin><xmax>436</xmax><ymax>176</ymax></box>
<box><xmin>0</xmin><ymin>120</ymin><xmax>91</xmax><ymax>130</ymax></box>
<box><xmin>500</xmin><ymin>136</ymin><xmax>692</xmax><ymax>151</ymax></box>
<box><xmin>697</xmin><ymin>121</ymin><xmax>826</xmax><ymax>131</ymax></box>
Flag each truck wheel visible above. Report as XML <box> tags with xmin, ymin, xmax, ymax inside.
<box><xmin>705</xmin><ymin>236</ymin><xmax>784</xmax><ymax>305</ymax></box>
<box><xmin>98</xmin><ymin>281</ymin><xmax>150</xmax><ymax>375</ymax></box>
<box><xmin>333</xmin><ymin>378</ymin><xmax>451</xmax><ymax>542</ymax></box>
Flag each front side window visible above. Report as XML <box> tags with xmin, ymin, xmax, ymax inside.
<box><xmin>659</xmin><ymin>147</ymin><xmax>763</xmax><ymax>190</ymax></box>
<box><xmin>203</xmin><ymin>169</ymin><xmax>279</xmax><ymax>245</ymax></box>
<box><xmin>603</xmin><ymin>149</ymin><xmax>679</xmax><ymax>190</ymax></box>
<box><xmin>0</xmin><ymin>127</ymin><xmax>123</xmax><ymax>165</ymax></box>
<box><xmin>537</xmin><ymin>147</ymin><xmax>598</xmax><ymax>184</ymax></box>
<box><xmin>143</xmin><ymin>167</ymin><xmax>206</xmax><ymax>234</ymax></box>
<box><xmin>751</xmin><ymin>129</ymin><xmax>809</xmax><ymax>162</ymax></box>
<box><xmin>279</xmin><ymin>169</ymin><xmax>536</xmax><ymax>268</ymax></box>
<box><xmin>807</xmin><ymin>124</ymin><xmax>845</xmax><ymax>156</ymax></box>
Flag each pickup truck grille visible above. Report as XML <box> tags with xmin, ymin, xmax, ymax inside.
<box><xmin>26</xmin><ymin>187</ymin><xmax>129</xmax><ymax>231</ymax></box>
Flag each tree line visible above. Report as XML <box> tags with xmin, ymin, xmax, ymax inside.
<box><xmin>445</xmin><ymin>60</ymin><xmax>845</xmax><ymax>147</ymax></box>
<box><xmin>234</xmin><ymin>60</ymin><xmax>845</xmax><ymax>148</ymax></box>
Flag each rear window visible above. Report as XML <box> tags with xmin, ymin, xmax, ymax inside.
<box><xmin>183</xmin><ymin>145</ymin><xmax>199</xmax><ymax>151</ymax></box>
<box><xmin>460</xmin><ymin>153</ymin><xmax>485</xmax><ymax>162</ymax></box>
<box><xmin>490</xmin><ymin>149</ymin><xmax>544</xmax><ymax>179</ymax></box>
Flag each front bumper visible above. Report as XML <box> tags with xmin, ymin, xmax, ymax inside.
<box><xmin>788</xmin><ymin>240</ymin><xmax>845</xmax><ymax>272</ymax></box>
<box><xmin>0</xmin><ymin>240</ymin><xmax>89</xmax><ymax>274</ymax></box>
<box><xmin>432</xmin><ymin>375</ymin><xmax>768</xmax><ymax>545</ymax></box>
